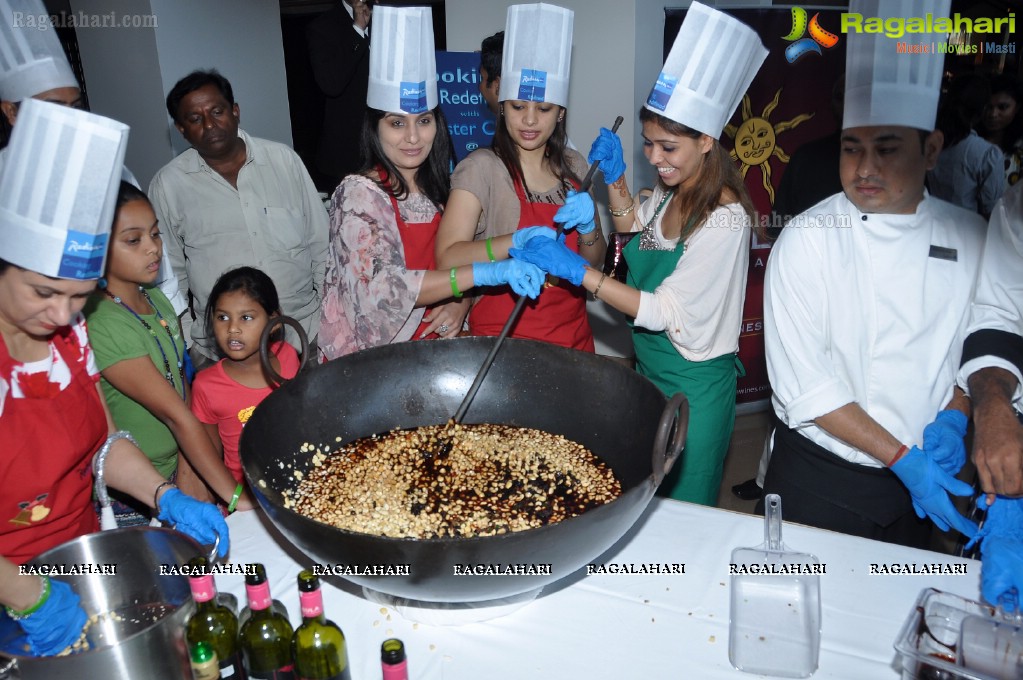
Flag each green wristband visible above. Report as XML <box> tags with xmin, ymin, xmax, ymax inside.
<box><xmin>485</xmin><ymin>237</ymin><xmax>497</xmax><ymax>262</ymax></box>
<box><xmin>450</xmin><ymin>267</ymin><xmax>463</xmax><ymax>298</ymax></box>
<box><xmin>5</xmin><ymin>576</ymin><xmax>51</xmax><ymax>620</ymax></box>
<box><xmin>227</xmin><ymin>483</ymin><xmax>244</xmax><ymax>513</ymax></box>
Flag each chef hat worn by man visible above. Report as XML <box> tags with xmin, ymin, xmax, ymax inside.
<box><xmin>644</xmin><ymin>1</ymin><xmax>767</xmax><ymax>139</ymax></box>
<box><xmin>367</xmin><ymin>5</ymin><xmax>438</xmax><ymax>114</ymax></box>
<box><xmin>0</xmin><ymin>0</ymin><xmax>78</xmax><ymax>102</ymax></box>
<box><xmin>0</xmin><ymin>99</ymin><xmax>129</xmax><ymax>280</ymax></box>
<box><xmin>498</xmin><ymin>3</ymin><xmax>573</xmax><ymax>107</ymax></box>
<box><xmin>843</xmin><ymin>0</ymin><xmax>950</xmax><ymax>131</ymax></box>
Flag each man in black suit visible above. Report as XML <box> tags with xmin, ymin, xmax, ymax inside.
<box><xmin>307</xmin><ymin>0</ymin><xmax>372</xmax><ymax>192</ymax></box>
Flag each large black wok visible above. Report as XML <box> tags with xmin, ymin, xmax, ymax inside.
<box><xmin>241</xmin><ymin>337</ymin><xmax>687</xmax><ymax>603</ymax></box>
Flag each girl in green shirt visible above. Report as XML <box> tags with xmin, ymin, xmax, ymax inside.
<box><xmin>85</xmin><ymin>182</ymin><xmax>251</xmax><ymax>525</ymax></box>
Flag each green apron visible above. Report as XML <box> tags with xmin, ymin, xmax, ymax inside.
<box><xmin>624</xmin><ymin>217</ymin><xmax>743</xmax><ymax>506</ymax></box>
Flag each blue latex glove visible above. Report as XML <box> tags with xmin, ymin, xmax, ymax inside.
<box><xmin>922</xmin><ymin>409</ymin><xmax>968</xmax><ymax>476</ymax></box>
<box><xmin>158</xmin><ymin>488</ymin><xmax>230</xmax><ymax>558</ymax></box>
<box><xmin>511</xmin><ymin>226</ymin><xmax>557</xmax><ymax>249</ymax></box>
<box><xmin>553</xmin><ymin>190</ymin><xmax>596</xmax><ymax>235</ymax></box>
<box><xmin>471</xmin><ymin>260</ymin><xmax>544</xmax><ymax>299</ymax></box>
<box><xmin>890</xmin><ymin>446</ymin><xmax>978</xmax><ymax>537</ymax></box>
<box><xmin>16</xmin><ymin>578</ymin><xmax>88</xmax><ymax>656</ymax></box>
<box><xmin>587</xmin><ymin>127</ymin><xmax>626</xmax><ymax>184</ymax></box>
<box><xmin>968</xmin><ymin>496</ymin><xmax>1023</xmax><ymax>610</ymax></box>
<box><xmin>509</xmin><ymin>235</ymin><xmax>588</xmax><ymax>286</ymax></box>
<box><xmin>980</xmin><ymin>534</ymin><xmax>1023</xmax><ymax>611</ymax></box>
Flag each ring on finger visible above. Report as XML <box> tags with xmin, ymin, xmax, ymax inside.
<box><xmin>437</xmin><ymin>324</ymin><xmax>450</xmax><ymax>334</ymax></box>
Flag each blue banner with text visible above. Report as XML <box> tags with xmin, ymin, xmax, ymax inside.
<box><xmin>436</xmin><ymin>51</ymin><xmax>497</xmax><ymax>162</ymax></box>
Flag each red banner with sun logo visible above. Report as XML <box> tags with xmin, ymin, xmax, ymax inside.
<box><xmin>665</xmin><ymin>7</ymin><xmax>846</xmax><ymax>406</ymax></box>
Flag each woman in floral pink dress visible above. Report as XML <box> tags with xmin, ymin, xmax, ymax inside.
<box><xmin>317</xmin><ymin>8</ymin><xmax>545</xmax><ymax>360</ymax></box>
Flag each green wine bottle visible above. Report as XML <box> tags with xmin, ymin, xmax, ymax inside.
<box><xmin>239</xmin><ymin>563</ymin><xmax>295</xmax><ymax>679</ymax></box>
<box><xmin>185</xmin><ymin>556</ymin><xmax>245</xmax><ymax>679</ymax></box>
<box><xmin>190</xmin><ymin>640</ymin><xmax>222</xmax><ymax>680</ymax></box>
<box><xmin>239</xmin><ymin>563</ymin><xmax>289</xmax><ymax>628</ymax></box>
<box><xmin>291</xmin><ymin>570</ymin><xmax>352</xmax><ymax>680</ymax></box>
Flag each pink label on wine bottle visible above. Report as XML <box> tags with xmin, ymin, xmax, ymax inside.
<box><xmin>299</xmin><ymin>589</ymin><xmax>323</xmax><ymax>618</ymax></box>
<box><xmin>382</xmin><ymin>659</ymin><xmax>408</xmax><ymax>680</ymax></box>
<box><xmin>189</xmin><ymin>574</ymin><xmax>216</xmax><ymax>603</ymax></box>
<box><xmin>245</xmin><ymin>580</ymin><xmax>272</xmax><ymax>610</ymax></box>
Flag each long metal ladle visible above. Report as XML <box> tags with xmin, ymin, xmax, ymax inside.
<box><xmin>429</xmin><ymin>115</ymin><xmax>625</xmax><ymax>458</ymax></box>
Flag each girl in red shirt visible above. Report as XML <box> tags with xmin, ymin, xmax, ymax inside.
<box><xmin>190</xmin><ymin>267</ymin><xmax>300</xmax><ymax>485</ymax></box>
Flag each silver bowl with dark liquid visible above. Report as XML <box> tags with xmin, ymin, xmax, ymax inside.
<box><xmin>0</xmin><ymin>527</ymin><xmax>201</xmax><ymax>679</ymax></box>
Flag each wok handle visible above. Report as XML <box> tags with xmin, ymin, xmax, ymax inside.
<box><xmin>652</xmin><ymin>392</ymin><xmax>689</xmax><ymax>485</ymax></box>
<box><xmin>259</xmin><ymin>315</ymin><xmax>310</xmax><ymax>387</ymax></box>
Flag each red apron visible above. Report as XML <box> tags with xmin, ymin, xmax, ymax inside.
<box><xmin>0</xmin><ymin>328</ymin><xmax>105</xmax><ymax>564</ymax></box>
<box><xmin>390</xmin><ymin>192</ymin><xmax>443</xmax><ymax>340</ymax></box>
<box><xmin>469</xmin><ymin>179</ymin><xmax>594</xmax><ymax>352</ymax></box>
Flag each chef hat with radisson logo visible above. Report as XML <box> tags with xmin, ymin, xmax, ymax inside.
<box><xmin>843</xmin><ymin>0</ymin><xmax>950</xmax><ymax>131</ymax></box>
<box><xmin>644</xmin><ymin>2</ymin><xmax>767</xmax><ymax>138</ymax></box>
<box><xmin>0</xmin><ymin>0</ymin><xmax>79</xmax><ymax>102</ymax></box>
<box><xmin>0</xmin><ymin>99</ymin><xmax>128</xmax><ymax>280</ymax></box>
<box><xmin>367</xmin><ymin>5</ymin><xmax>438</xmax><ymax>114</ymax></box>
<box><xmin>498</xmin><ymin>3</ymin><xmax>573</xmax><ymax>107</ymax></box>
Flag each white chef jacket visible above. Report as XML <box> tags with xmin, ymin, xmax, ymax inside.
<box><xmin>957</xmin><ymin>181</ymin><xmax>1023</xmax><ymax>405</ymax></box>
<box><xmin>765</xmin><ymin>191</ymin><xmax>987</xmax><ymax>466</ymax></box>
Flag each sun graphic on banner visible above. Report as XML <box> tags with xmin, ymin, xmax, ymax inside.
<box><xmin>723</xmin><ymin>89</ymin><xmax>813</xmax><ymax>204</ymax></box>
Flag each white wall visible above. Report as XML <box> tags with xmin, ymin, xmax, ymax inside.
<box><xmin>150</xmin><ymin>0</ymin><xmax>292</xmax><ymax>157</ymax></box>
<box><xmin>68</xmin><ymin>0</ymin><xmax>169</xmax><ymax>186</ymax></box>
<box><xmin>70</xmin><ymin>0</ymin><xmax>293</xmax><ymax>188</ymax></box>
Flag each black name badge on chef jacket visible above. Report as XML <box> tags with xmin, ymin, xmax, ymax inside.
<box><xmin>929</xmin><ymin>245</ymin><xmax>958</xmax><ymax>262</ymax></box>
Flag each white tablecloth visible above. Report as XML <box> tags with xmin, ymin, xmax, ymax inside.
<box><xmin>219</xmin><ymin>499</ymin><xmax>980</xmax><ymax>679</ymax></box>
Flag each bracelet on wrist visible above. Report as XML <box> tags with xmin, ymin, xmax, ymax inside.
<box><xmin>593</xmin><ymin>273</ymin><xmax>608</xmax><ymax>300</ymax></box>
<box><xmin>578</xmin><ymin>232</ymin><xmax>600</xmax><ymax>247</ymax></box>
<box><xmin>609</xmin><ymin>202</ymin><xmax>635</xmax><ymax>217</ymax></box>
<box><xmin>888</xmin><ymin>444</ymin><xmax>910</xmax><ymax>468</ymax></box>
<box><xmin>449</xmin><ymin>267</ymin><xmax>463</xmax><ymax>298</ymax></box>
<box><xmin>153</xmin><ymin>480</ymin><xmax>177</xmax><ymax>515</ymax></box>
<box><xmin>5</xmin><ymin>576</ymin><xmax>51</xmax><ymax>620</ymax></box>
<box><xmin>485</xmin><ymin>237</ymin><xmax>497</xmax><ymax>262</ymax></box>
<box><xmin>227</xmin><ymin>483</ymin><xmax>244</xmax><ymax>513</ymax></box>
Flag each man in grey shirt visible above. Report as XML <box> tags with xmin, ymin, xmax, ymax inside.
<box><xmin>150</xmin><ymin>70</ymin><xmax>328</xmax><ymax>363</ymax></box>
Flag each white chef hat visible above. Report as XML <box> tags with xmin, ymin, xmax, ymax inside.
<box><xmin>0</xmin><ymin>99</ymin><xmax>129</xmax><ymax>280</ymax></box>
<box><xmin>367</xmin><ymin>5</ymin><xmax>438</xmax><ymax>115</ymax></box>
<box><xmin>0</xmin><ymin>0</ymin><xmax>79</xmax><ymax>102</ymax></box>
<box><xmin>498</xmin><ymin>3</ymin><xmax>573</xmax><ymax>107</ymax></box>
<box><xmin>644</xmin><ymin>2</ymin><xmax>767</xmax><ymax>138</ymax></box>
<box><xmin>843</xmin><ymin>0</ymin><xmax>949</xmax><ymax>131</ymax></box>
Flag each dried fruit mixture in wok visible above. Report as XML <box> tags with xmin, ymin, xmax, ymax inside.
<box><xmin>283</xmin><ymin>423</ymin><xmax>623</xmax><ymax>538</ymax></box>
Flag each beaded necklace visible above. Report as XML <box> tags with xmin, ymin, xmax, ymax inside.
<box><xmin>103</xmin><ymin>286</ymin><xmax>186</xmax><ymax>400</ymax></box>
<box><xmin>639</xmin><ymin>189</ymin><xmax>676</xmax><ymax>251</ymax></box>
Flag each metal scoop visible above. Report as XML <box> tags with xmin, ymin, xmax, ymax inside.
<box><xmin>729</xmin><ymin>494</ymin><xmax>822</xmax><ymax>677</ymax></box>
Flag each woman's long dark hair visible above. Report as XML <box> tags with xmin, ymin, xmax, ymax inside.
<box><xmin>639</xmin><ymin>107</ymin><xmax>757</xmax><ymax>242</ymax></box>
<box><xmin>491</xmin><ymin>102</ymin><xmax>581</xmax><ymax>193</ymax></box>
<box><xmin>359</xmin><ymin>105</ymin><xmax>455</xmax><ymax>209</ymax></box>
<box><xmin>979</xmin><ymin>74</ymin><xmax>1023</xmax><ymax>154</ymax></box>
